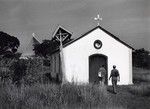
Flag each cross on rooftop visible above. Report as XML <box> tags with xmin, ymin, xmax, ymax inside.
<box><xmin>55</xmin><ymin>30</ymin><xmax>69</xmax><ymax>42</ymax></box>
<box><xmin>94</xmin><ymin>14</ymin><xmax>102</xmax><ymax>26</ymax></box>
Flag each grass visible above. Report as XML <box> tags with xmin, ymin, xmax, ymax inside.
<box><xmin>0</xmin><ymin>82</ymin><xmax>111</xmax><ymax>109</ymax></box>
<box><xmin>133</xmin><ymin>67</ymin><xmax>150</xmax><ymax>83</ymax></box>
<box><xmin>128</xmin><ymin>84</ymin><xmax>150</xmax><ymax>96</ymax></box>
<box><xmin>1</xmin><ymin>82</ymin><xmax>150</xmax><ymax>109</ymax></box>
<box><xmin>0</xmin><ymin>66</ymin><xmax>150</xmax><ymax>109</ymax></box>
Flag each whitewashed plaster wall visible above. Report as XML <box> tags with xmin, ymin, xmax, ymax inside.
<box><xmin>63</xmin><ymin>28</ymin><xmax>133</xmax><ymax>85</ymax></box>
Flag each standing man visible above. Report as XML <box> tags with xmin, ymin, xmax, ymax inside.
<box><xmin>109</xmin><ymin>65</ymin><xmax>120</xmax><ymax>93</ymax></box>
<box><xmin>98</xmin><ymin>65</ymin><xmax>106</xmax><ymax>86</ymax></box>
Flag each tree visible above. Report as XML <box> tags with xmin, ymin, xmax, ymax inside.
<box><xmin>133</xmin><ymin>48</ymin><xmax>150</xmax><ymax>69</ymax></box>
<box><xmin>0</xmin><ymin>31</ymin><xmax>20</xmax><ymax>57</ymax></box>
<box><xmin>34</xmin><ymin>37</ymin><xmax>72</xmax><ymax>57</ymax></box>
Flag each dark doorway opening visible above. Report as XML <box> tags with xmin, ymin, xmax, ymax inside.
<box><xmin>89</xmin><ymin>54</ymin><xmax>108</xmax><ymax>84</ymax></box>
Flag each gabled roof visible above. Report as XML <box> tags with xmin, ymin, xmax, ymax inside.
<box><xmin>32</xmin><ymin>36</ymin><xmax>41</xmax><ymax>45</ymax></box>
<box><xmin>52</xmin><ymin>25</ymin><xmax>72</xmax><ymax>42</ymax></box>
<box><xmin>64</xmin><ymin>26</ymin><xmax>134</xmax><ymax>50</ymax></box>
<box><xmin>21</xmin><ymin>36</ymin><xmax>41</xmax><ymax>58</ymax></box>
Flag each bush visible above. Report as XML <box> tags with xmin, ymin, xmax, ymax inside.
<box><xmin>0</xmin><ymin>57</ymin><xmax>57</xmax><ymax>86</ymax></box>
<box><xmin>0</xmin><ymin>58</ymin><xmax>16</xmax><ymax>83</ymax></box>
<box><xmin>23</xmin><ymin>58</ymin><xmax>44</xmax><ymax>85</ymax></box>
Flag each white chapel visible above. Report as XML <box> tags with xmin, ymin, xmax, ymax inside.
<box><xmin>51</xmin><ymin>25</ymin><xmax>133</xmax><ymax>85</ymax></box>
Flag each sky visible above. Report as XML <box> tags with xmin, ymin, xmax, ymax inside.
<box><xmin>0</xmin><ymin>0</ymin><xmax>149</xmax><ymax>52</ymax></box>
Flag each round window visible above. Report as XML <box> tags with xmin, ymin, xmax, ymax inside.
<box><xmin>94</xmin><ymin>40</ymin><xmax>102</xmax><ymax>49</ymax></box>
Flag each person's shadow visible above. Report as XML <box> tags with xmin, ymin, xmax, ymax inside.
<box><xmin>107</xmin><ymin>86</ymin><xmax>116</xmax><ymax>94</ymax></box>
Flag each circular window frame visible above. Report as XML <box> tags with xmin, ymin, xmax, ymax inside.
<box><xmin>94</xmin><ymin>40</ymin><xmax>102</xmax><ymax>49</ymax></box>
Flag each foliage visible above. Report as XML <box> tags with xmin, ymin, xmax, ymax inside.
<box><xmin>0</xmin><ymin>58</ymin><xmax>17</xmax><ymax>83</ymax></box>
<box><xmin>34</xmin><ymin>39</ymin><xmax>59</xmax><ymax>57</ymax></box>
<box><xmin>23</xmin><ymin>58</ymin><xmax>48</xmax><ymax>85</ymax></box>
<box><xmin>132</xmin><ymin>48</ymin><xmax>150</xmax><ymax>69</ymax></box>
<box><xmin>0</xmin><ymin>57</ymin><xmax>61</xmax><ymax>86</ymax></box>
<box><xmin>34</xmin><ymin>37</ymin><xmax>73</xmax><ymax>57</ymax></box>
<box><xmin>133</xmin><ymin>67</ymin><xmax>150</xmax><ymax>84</ymax></box>
<box><xmin>0</xmin><ymin>31</ymin><xmax>20</xmax><ymax>57</ymax></box>
<box><xmin>11</xmin><ymin>59</ymin><xmax>28</xmax><ymax>85</ymax></box>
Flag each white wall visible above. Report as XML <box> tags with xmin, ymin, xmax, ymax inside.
<box><xmin>63</xmin><ymin>28</ymin><xmax>132</xmax><ymax>85</ymax></box>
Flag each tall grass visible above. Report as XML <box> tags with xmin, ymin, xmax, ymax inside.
<box><xmin>128</xmin><ymin>84</ymin><xmax>150</xmax><ymax>96</ymax></box>
<box><xmin>0</xmin><ymin>58</ymin><xmax>109</xmax><ymax>108</ymax></box>
<box><xmin>0</xmin><ymin>58</ymin><xmax>150</xmax><ymax>109</ymax></box>
<box><xmin>133</xmin><ymin>67</ymin><xmax>150</xmax><ymax>83</ymax></box>
<box><xmin>0</xmin><ymin>81</ymin><xmax>111</xmax><ymax>109</ymax></box>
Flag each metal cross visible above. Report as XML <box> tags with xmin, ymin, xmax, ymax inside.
<box><xmin>94</xmin><ymin>14</ymin><xmax>102</xmax><ymax>26</ymax></box>
<box><xmin>32</xmin><ymin>33</ymin><xmax>35</xmax><ymax>37</ymax></box>
<box><xmin>55</xmin><ymin>30</ymin><xmax>68</xmax><ymax>42</ymax></box>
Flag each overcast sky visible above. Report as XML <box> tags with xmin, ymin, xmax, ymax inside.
<box><xmin>0</xmin><ymin>0</ymin><xmax>149</xmax><ymax>51</ymax></box>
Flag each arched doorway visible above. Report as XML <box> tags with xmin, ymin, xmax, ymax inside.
<box><xmin>89</xmin><ymin>54</ymin><xmax>108</xmax><ymax>84</ymax></box>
